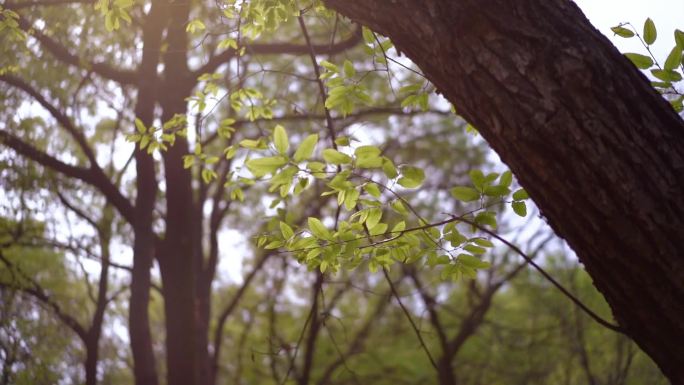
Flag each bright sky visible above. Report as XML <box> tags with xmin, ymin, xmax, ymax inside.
<box><xmin>574</xmin><ymin>0</ymin><xmax>684</xmax><ymax>59</ymax></box>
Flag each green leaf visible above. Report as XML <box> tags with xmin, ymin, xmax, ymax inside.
<box><xmin>464</xmin><ymin>244</ymin><xmax>486</xmax><ymax>255</ymax></box>
<box><xmin>308</xmin><ymin>217</ymin><xmax>331</xmax><ymax>240</ymax></box>
<box><xmin>382</xmin><ymin>158</ymin><xmax>398</xmax><ymax>179</ymax></box>
<box><xmin>610</xmin><ymin>26</ymin><xmax>634</xmax><ymax>38</ymax></box>
<box><xmin>280</xmin><ymin>221</ymin><xmax>294</xmax><ymax>239</ymax></box>
<box><xmin>399</xmin><ymin>84</ymin><xmax>422</xmax><ymax>94</ymax></box>
<box><xmin>354</xmin><ymin>145</ymin><xmax>381</xmax><ymax>158</ymax></box>
<box><xmin>245</xmin><ymin>156</ymin><xmax>288</xmax><ymax>176</ymax></box>
<box><xmin>201</xmin><ymin>168</ymin><xmax>217</xmax><ymax>183</ymax></box>
<box><xmin>512</xmin><ymin>188</ymin><xmax>529</xmax><ymax>201</ymax></box>
<box><xmin>344</xmin><ymin>188</ymin><xmax>360</xmax><ymax>210</ymax></box>
<box><xmin>474</xmin><ymin>212</ymin><xmax>497</xmax><ymax>228</ymax></box>
<box><xmin>473</xmin><ymin>238</ymin><xmax>494</xmax><ymax>248</ymax></box>
<box><xmin>273</xmin><ymin>125</ymin><xmax>289</xmax><ymax>154</ymax></box>
<box><xmin>368</xmin><ymin>222</ymin><xmax>388</xmax><ymax>236</ymax></box>
<box><xmin>343</xmin><ymin>60</ymin><xmax>356</xmax><ymax>78</ymax></box>
<box><xmin>484</xmin><ymin>185</ymin><xmax>510</xmax><ymax>197</ymax></box>
<box><xmin>183</xmin><ymin>155</ymin><xmax>195</xmax><ymax>169</ymax></box>
<box><xmin>264</xmin><ymin>240</ymin><xmax>283</xmax><ymax>250</ymax></box>
<box><xmin>643</xmin><ymin>18</ymin><xmax>657</xmax><ymax>45</ymax></box>
<box><xmin>320</xmin><ymin>60</ymin><xmax>338</xmax><ymax>73</ymax></box>
<box><xmin>651</xmin><ymin>69</ymin><xmax>682</xmax><ymax>82</ymax></box>
<box><xmin>366</xmin><ymin>208</ymin><xmax>383</xmax><ymax>229</ymax></box>
<box><xmin>293</xmin><ymin>134</ymin><xmax>318</xmax><ymax>162</ymax></box>
<box><xmin>624</xmin><ymin>53</ymin><xmax>654</xmax><ymax>69</ymax></box>
<box><xmin>675</xmin><ymin>29</ymin><xmax>684</xmax><ymax>47</ymax></box>
<box><xmin>398</xmin><ymin>166</ymin><xmax>425</xmax><ymax>188</ymax></box>
<box><xmin>355</xmin><ymin>146</ymin><xmax>383</xmax><ymax>168</ymax></box>
<box><xmin>458</xmin><ymin>254</ymin><xmax>491</xmax><ymax>269</ymax></box>
<box><xmin>186</xmin><ymin>19</ymin><xmax>206</xmax><ymax>33</ymax></box>
<box><xmin>469</xmin><ymin>169</ymin><xmax>485</xmax><ymax>190</ymax></box>
<box><xmin>450</xmin><ymin>186</ymin><xmax>480</xmax><ymax>202</ymax></box>
<box><xmin>322</xmin><ymin>149</ymin><xmax>352</xmax><ymax>164</ymax></box>
<box><xmin>664</xmin><ymin>46</ymin><xmax>683</xmax><ymax>71</ymax></box>
<box><xmin>364</xmin><ymin>183</ymin><xmax>381</xmax><ymax>198</ymax></box>
<box><xmin>218</xmin><ymin>38</ymin><xmax>238</xmax><ymax>50</ymax></box>
<box><xmin>362</xmin><ymin>26</ymin><xmax>375</xmax><ymax>45</ymax></box>
<box><xmin>334</xmin><ymin>136</ymin><xmax>350</xmax><ymax>146</ymax></box>
<box><xmin>499</xmin><ymin>171</ymin><xmax>513</xmax><ymax>188</ymax></box>
<box><xmin>240</xmin><ymin>139</ymin><xmax>261</xmax><ymax>149</ymax></box>
<box><xmin>135</xmin><ymin>118</ymin><xmax>146</xmax><ymax>133</ymax></box>
<box><xmin>512</xmin><ymin>201</ymin><xmax>527</xmax><ymax>217</ymax></box>
<box><xmin>391</xmin><ymin>200</ymin><xmax>408</xmax><ymax>215</ymax></box>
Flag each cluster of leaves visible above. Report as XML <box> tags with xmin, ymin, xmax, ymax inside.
<box><xmin>125</xmin><ymin>114</ymin><xmax>188</xmax><ymax>154</ymax></box>
<box><xmin>0</xmin><ymin>6</ymin><xmax>25</xmax><ymax>42</ymax></box>
<box><xmin>613</xmin><ymin>18</ymin><xmax>684</xmax><ymax>111</ymax></box>
<box><xmin>320</xmin><ymin>60</ymin><xmax>373</xmax><ymax>116</ymax></box>
<box><xmin>236</xmin><ymin>125</ymin><xmax>529</xmax><ymax>280</ymax></box>
<box><xmin>94</xmin><ymin>0</ymin><xmax>133</xmax><ymax>32</ymax></box>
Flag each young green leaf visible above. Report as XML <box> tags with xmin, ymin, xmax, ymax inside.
<box><xmin>484</xmin><ymin>185</ymin><xmax>510</xmax><ymax>197</ymax></box>
<box><xmin>675</xmin><ymin>29</ymin><xmax>684</xmax><ymax>47</ymax></box>
<box><xmin>308</xmin><ymin>217</ymin><xmax>331</xmax><ymax>240</ymax></box>
<box><xmin>245</xmin><ymin>156</ymin><xmax>288</xmax><ymax>176</ymax></box>
<box><xmin>273</xmin><ymin>125</ymin><xmax>289</xmax><ymax>154</ymax></box>
<box><xmin>499</xmin><ymin>171</ymin><xmax>513</xmax><ymax>188</ymax></box>
<box><xmin>458</xmin><ymin>254</ymin><xmax>491</xmax><ymax>269</ymax></box>
<box><xmin>366</xmin><ymin>208</ymin><xmax>383</xmax><ymax>229</ymax></box>
<box><xmin>512</xmin><ymin>188</ymin><xmax>529</xmax><ymax>201</ymax></box>
<box><xmin>450</xmin><ymin>186</ymin><xmax>480</xmax><ymax>202</ymax></box>
<box><xmin>293</xmin><ymin>134</ymin><xmax>318</xmax><ymax>162</ymax></box>
<box><xmin>643</xmin><ymin>18</ymin><xmax>657</xmax><ymax>45</ymax></box>
<box><xmin>512</xmin><ymin>201</ymin><xmax>527</xmax><ymax>217</ymax></box>
<box><xmin>382</xmin><ymin>158</ymin><xmax>398</xmax><ymax>179</ymax></box>
<box><xmin>624</xmin><ymin>53</ymin><xmax>654</xmax><ymax>69</ymax></box>
<box><xmin>364</xmin><ymin>183</ymin><xmax>382</xmax><ymax>198</ymax></box>
<box><xmin>398</xmin><ymin>166</ymin><xmax>425</xmax><ymax>188</ymax></box>
<box><xmin>323</xmin><ymin>149</ymin><xmax>352</xmax><ymax>164</ymax></box>
<box><xmin>469</xmin><ymin>169</ymin><xmax>485</xmax><ymax>190</ymax></box>
<box><xmin>343</xmin><ymin>60</ymin><xmax>356</xmax><ymax>78</ymax></box>
<box><xmin>611</xmin><ymin>25</ymin><xmax>634</xmax><ymax>38</ymax></box>
<box><xmin>664</xmin><ymin>46</ymin><xmax>683</xmax><ymax>71</ymax></box>
<box><xmin>134</xmin><ymin>118</ymin><xmax>146</xmax><ymax>133</ymax></box>
<box><xmin>651</xmin><ymin>69</ymin><xmax>682</xmax><ymax>82</ymax></box>
<box><xmin>280</xmin><ymin>221</ymin><xmax>294</xmax><ymax>239</ymax></box>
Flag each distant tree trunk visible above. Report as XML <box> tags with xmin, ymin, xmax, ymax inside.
<box><xmin>323</xmin><ymin>1</ymin><xmax>684</xmax><ymax>383</ymax></box>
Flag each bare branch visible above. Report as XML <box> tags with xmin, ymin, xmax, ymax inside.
<box><xmin>194</xmin><ymin>25</ymin><xmax>362</xmax><ymax>78</ymax></box>
<box><xmin>0</xmin><ymin>251</ymin><xmax>89</xmax><ymax>342</ymax></box>
<box><xmin>12</xmin><ymin>14</ymin><xmax>137</xmax><ymax>85</ymax></box>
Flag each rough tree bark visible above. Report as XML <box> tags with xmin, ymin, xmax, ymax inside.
<box><xmin>323</xmin><ymin>0</ymin><xmax>684</xmax><ymax>383</ymax></box>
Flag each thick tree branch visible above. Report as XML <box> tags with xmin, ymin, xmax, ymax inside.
<box><xmin>322</xmin><ymin>1</ymin><xmax>684</xmax><ymax>380</ymax></box>
<box><xmin>5</xmin><ymin>0</ymin><xmax>93</xmax><ymax>8</ymax></box>
<box><xmin>0</xmin><ymin>130</ymin><xmax>135</xmax><ymax>224</ymax></box>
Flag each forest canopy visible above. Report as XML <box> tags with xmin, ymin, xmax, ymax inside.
<box><xmin>1</xmin><ymin>1</ymin><xmax>683</xmax><ymax>384</ymax></box>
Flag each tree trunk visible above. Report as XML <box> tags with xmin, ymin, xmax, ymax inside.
<box><xmin>129</xmin><ymin>2</ymin><xmax>166</xmax><ymax>385</ymax></box>
<box><xmin>157</xmin><ymin>1</ymin><xmax>201</xmax><ymax>384</ymax></box>
<box><xmin>323</xmin><ymin>0</ymin><xmax>684</xmax><ymax>383</ymax></box>
<box><xmin>436</xmin><ymin>354</ymin><xmax>457</xmax><ymax>385</ymax></box>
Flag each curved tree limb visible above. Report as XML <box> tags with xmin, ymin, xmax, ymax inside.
<box><xmin>12</xmin><ymin>14</ymin><xmax>137</xmax><ymax>85</ymax></box>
